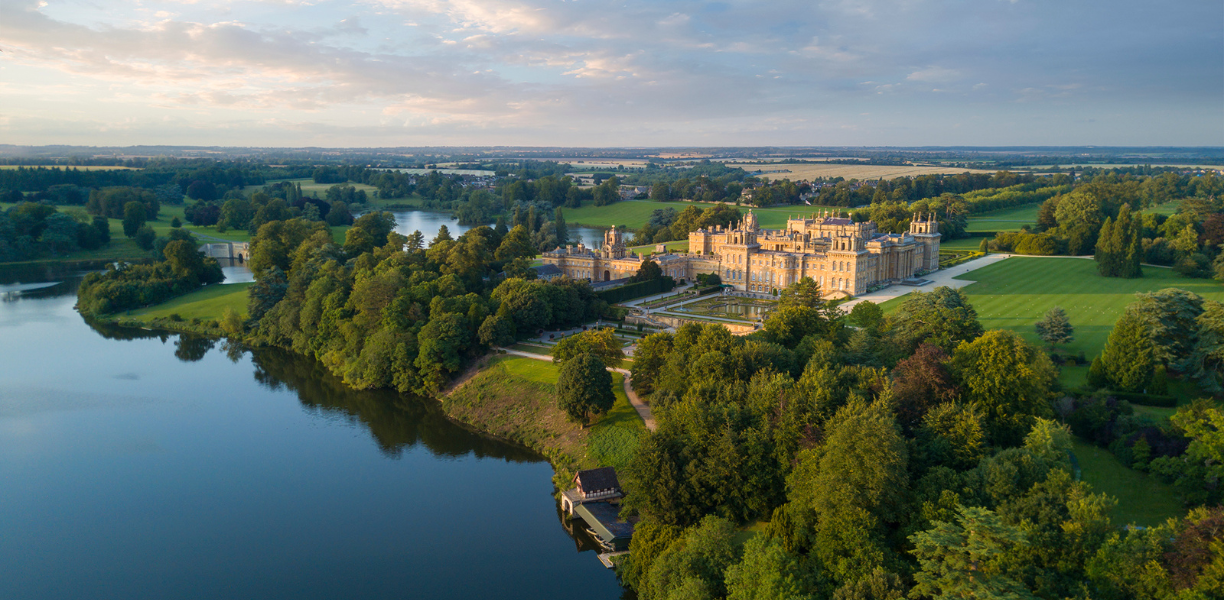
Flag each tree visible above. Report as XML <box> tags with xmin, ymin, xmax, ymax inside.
<box><xmin>951</xmin><ymin>330</ymin><xmax>1056</xmax><ymax>447</ymax></box>
<box><xmin>891</xmin><ymin>343</ymin><xmax>958</xmax><ymax>429</ymax></box>
<box><xmin>779</xmin><ymin>277</ymin><xmax>824</xmax><ymax>309</ymax></box>
<box><xmin>832</xmin><ymin>568</ymin><xmax>906</xmax><ymax>600</ymax></box>
<box><xmin>171</xmin><ymin>217</ymin><xmax>182</xmax><ymax>228</ymax></box>
<box><xmin>848</xmin><ymin>301</ymin><xmax>884</xmax><ymax>333</ymax></box>
<box><xmin>134</xmin><ymin>224</ymin><xmax>156</xmax><ymax>250</ymax></box>
<box><xmin>630</xmin><ymin>332</ymin><xmax>673</xmax><ymax>393</ymax></box>
<box><xmin>554</xmin><ymin>207</ymin><xmax>568</xmax><ymax>246</ymax></box>
<box><xmin>631</xmin><ymin>259</ymin><xmax>662</xmax><ymax>283</ymax></box>
<box><xmin>552</xmin><ymin>328</ymin><xmax>624</xmax><ymax>368</ymax></box>
<box><xmin>1187</xmin><ymin>301</ymin><xmax>1224</xmax><ymax>393</ymax></box>
<box><xmin>910</xmin><ymin>506</ymin><xmax>1036</xmax><ymax>600</ymax></box>
<box><xmin>248</xmin><ymin>265</ymin><xmax>287</xmax><ymax>320</ymax></box>
<box><xmin>122</xmin><ymin>201</ymin><xmax>146</xmax><ymax>238</ymax></box>
<box><xmin>433</xmin><ymin>224</ymin><xmax>452</xmax><ymax>246</ymax></box>
<box><xmin>1098</xmin><ymin>310</ymin><xmax>1157</xmax><ymax>393</ymax></box>
<box><xmin>221</xmin><ymin>307</ymin><xmax>244</xmax><ymax>336</ymax></box>
<box><xmin>725</xmin><ymin>535</ymin><xmax>814</xmax><ymax>600</ymax></box>
<box><xmin>1034</xmin><ymin>306</ymin><xmax>1073</xmax><ymax>349</ymax></box>
<box><xmin>979</xmin><ymin>238</ymin><xmax>989</xmax><ymax>253</ymax></box>
<box><xmin>884</xmin><ymin>287</ymin><xmax>983</xmax><ymax>356</ymax></box>
<box><xmin>643</xmin><ymin>516</ymin><xmax>744</xmax><ymax>600</ymax></box>
<box><xmin>494</xmin><ymin>225</ymin><xmax>534</xmax><ymax>262</ymax></box>
<box><xmin>786</xmin><ymin>399</ymin><xmax>909</xmax><ymax>583</ymax></box>
<box><xmin>477</xmin><ymin>314</ymin><xmax>516</xmax><ymax>347</ymax></box>
<box><xmin>556</xmin><ymin>353</ymin><xmax>615</xmax><ymax>425</ymax></box>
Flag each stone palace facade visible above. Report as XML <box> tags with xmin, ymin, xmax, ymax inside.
<box><xmin>541</xmin><ymin>210</ymin><xmax>941</xmax><ymax>297</ymax></box>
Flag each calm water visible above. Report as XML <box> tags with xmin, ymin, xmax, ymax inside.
<box><xmin>0</xmin><ymin>277</ymin><xmax>625</xmax><ymax>600</ymax></box>
<box><xmin>377</xmin><ymin>209</ymin><xmax>605</xmax><ymax>249</ymax></box>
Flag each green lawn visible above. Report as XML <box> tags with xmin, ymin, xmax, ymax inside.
<box><xmin>241</xmin><ymin>177</ymin><xmax>379</xmax><ymax>197</ymax></box>
<box><xmin>1072</xmin><ymin>438</ymin><xmax>1184</xmax><ymax>527</ymax></box>
<box><xmin>970</xmin><ymin>203</ymin><xmax>1042</xmax><ymax>221</ymax></box>
<box><xmin>562</xmin><ymin>199</ymin><xmax>836</xmax><ymax>230</ymax></box>
<box><xmin>630</xmin><ymin>240</ymin><xmax>690</xmax><ymax>255</ymax></box>
<box><xmin>126</xmin><ymin>282</ymin><xmax>253</xmax><ymax>321</ymax></box>
<box><xmin>942</xmin><ymin>257</ymin><xmax>1224</xmax><ymax>359</ymax></box>
<box><xmin>1140</xmin><ymin>201</ymin><xmax>1183</xmax><ymax>217</ymax></box>
<box><xmin>481</xmin><ymin>356</ymin><xmax>645</xmax><ymax>471</ymax></box>
<box><xmin>965</xmin><ymin>203</ymin><xmax>1041</xmax><ymax>233</ymax></box>
<box><xmin>940</xmin><ymin>236</ymin><xmax>990</xmax><ymax>252</ymax></box>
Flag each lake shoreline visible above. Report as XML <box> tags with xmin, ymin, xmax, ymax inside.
<box><xmin>87</xmin><ymin>311</ymin><xmax>607</xmax><ymax>497</ymax></box>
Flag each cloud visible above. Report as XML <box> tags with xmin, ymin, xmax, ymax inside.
<box><xmin>906</xmin><ymin>66</ymin><xmax>961</xmax><ymax>83</ymax></box>
<box><xmin>0</xmin><ymin>0</ymin><xmax>1219</xmax><ymax>145</ymax></box>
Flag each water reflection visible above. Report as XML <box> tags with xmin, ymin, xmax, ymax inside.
<box><xmin>247</xmin><ymin>346</ymin><xmax>543</xmax><ymax>462</ymax></box>
<box><xmin>369</xmin><ymin>209</ymin><xmax>606</xmax><ymax>249</ymax></box>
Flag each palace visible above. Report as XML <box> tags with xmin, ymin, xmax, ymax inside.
<box><xmin>541</xmin><ymin>210</ymin><xmax>940</xmax><ymax>297</ymax></box>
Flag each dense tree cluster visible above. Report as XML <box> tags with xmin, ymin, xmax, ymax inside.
<box><xmin>0</xmin><ymin>202</ymin><xmax>110</xmax><ymax>261</ymax></box>
<box><xmin>998</xmin><ymin>171</ymin><xmax>1222</xmax><ymax>262</ymax></box>
<box><xmin>618</xmin><ymin>281</ymin><xmax>1221</xmax><ymax>600</ymax></box>
<box><xmin>1091</xmin><ymin>288</ymin><xmax>1224</xmax><ymax>395</ymax></box>
<box><xmin>245</xmin><ymin>215</ymin><xmax>608</xmax><ymax>396</ymax></box>
<box><xmin>632</xmin><ymin>204</ymin><xmax>743</xmax><ymax>245</ymax></box>
<box><xmin>77</xmin><ymin>234</ymin><xmax>223</xmax><ymax>315</ymax></box>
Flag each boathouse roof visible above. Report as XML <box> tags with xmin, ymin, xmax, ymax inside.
<box><xmin>574</xmin><ymin>467</ymin><xmax>620</xmax><ymax>492</ymax></box>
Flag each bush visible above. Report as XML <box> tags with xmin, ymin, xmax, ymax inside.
<box><xmin>134</xmin><ymin>225</ymin><xmax>156</xmax><ymax>250</ymax></box>
<box><xmin>1103</xmin><ymin>390</ymin><xmax>1177</xmax><ymax>407</ymax></box>
<box><xmin>596</xmin><ymin>277</ymin><xmax>676</xmax><ymax>304</ymax></box>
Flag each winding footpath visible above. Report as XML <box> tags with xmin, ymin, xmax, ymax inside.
<box><xmin>498</xmin><ymin>348</ymin><xmax>657</xmax><ymax>431</ymax></box>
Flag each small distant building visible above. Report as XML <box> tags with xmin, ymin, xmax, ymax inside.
<box><xmin>561</xmin><ymin>467</ymin><xmax>633</xmax><ymax>551</ymax></box>
<box><xmin>531</xmin><ymin>263</ymin><xmax>564</xmax><ymax>281</ymax></box>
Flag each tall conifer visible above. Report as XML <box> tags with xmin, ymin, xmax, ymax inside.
<box><xmin>1094</xmin><ymin>216</ymin><xmax>1118</xmax><ymax>276</ymax></box>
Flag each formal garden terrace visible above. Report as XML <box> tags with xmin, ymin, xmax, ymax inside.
<box><xmin>668</xmin><ymin>295</ymin><xmax>777</xmax><ymax>323</ymax></box>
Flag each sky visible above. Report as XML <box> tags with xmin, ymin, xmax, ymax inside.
<box><xmin>0</xmin><ymin>0</ymin><xmax>1221</xmax><ymax>147</ymax></box>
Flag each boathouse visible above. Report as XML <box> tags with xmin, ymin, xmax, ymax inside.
<box><xmin>561</xmin><ymin>467</ymin><xmax>633</xmax><ymax>552</ymax></box>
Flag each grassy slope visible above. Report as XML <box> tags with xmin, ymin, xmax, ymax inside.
<box><xmin>126</xmin><ymin>282</ymin><xmax>253</xmax><ymax>320</ymax></box>
<box><xmin>1071</xmin><ymin>438</ymin><xmax>1183</xmax><ymax>527</ymax></box>
<box><xmin>444</xmin><ymin>356</ymin><xmax>645</xmax><ymax>485</ymax></box>
<box><xmin>881</xmin><ymin>257</ymin><xmax>1224</xmax><ymax>359</ymax></box>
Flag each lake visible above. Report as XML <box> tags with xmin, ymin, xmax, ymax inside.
<box><xmin>373</xmin><ymin>209</ymin><xmax>606</xmax><ymax>249</ymax></box>
<box><xmin>0</xmin><ymin>276</ymin><xmax>626</xmax><ymax>599</ymax></box>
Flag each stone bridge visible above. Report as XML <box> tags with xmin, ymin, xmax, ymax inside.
<box><xmin>199</xmin><ymin>242</ymin><xmax>251</xmax><ymax>261</ymax></box>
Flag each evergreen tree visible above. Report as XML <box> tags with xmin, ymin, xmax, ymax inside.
<box><xmin>910</xmin><ymin>506</ymin><xmax>1036</xmax><ymax>600</ymax></box>
<box><xmin>432</xmin><ymin>224</ymin><xmax>452</xmax><ymax>246</ymax></box>
<box><xmin>554</xmin><ymin>207</ymin><xmax>568</xmax><ymax>247</ymax></box>
<box><xmin>1121</xmin><ymin>206</ymin><xmax>1143</xmax><ymax>278</ymax></box>
<box><xmin>1099</xmin><ymin>311</ymin><xmax>1156</xmax><ymax>392</ymax></box>
<box><xmin>1094</xmin><ymin>216</ymin><xmax>1119</xmax><ymax>276</ymax></box>
<box><xmin>1034</xmin><ymin>306</ymin><xmax>1074</xmax><ymax>349</ymax></box>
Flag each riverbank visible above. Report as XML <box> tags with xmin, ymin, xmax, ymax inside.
<box><xmin>87</xmin><ymin>282</ymin><xmax>648</xmax><ymax>494</ymax></box>
<box><xmin>443</xmin><ymin>354</ymin><xmax>646</xmax><ymax>490</ymax></box>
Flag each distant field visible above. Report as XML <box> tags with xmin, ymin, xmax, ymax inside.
<box><xmin>724</xmin><ymin>162</ymin><xmax>992</xmax><ymax>181</ymax></box>
<box><xmin>563</xmin><ymin>199</ymin><xmax>835</xmax><ymax>230</ymax></box>
<box><xmin>127</xmin><ymin>282</ymin><xmax>253</xmax><ymax>321</ymax></box>
<box><xmin>0</xmin><ymin>165</ymin><xmax>135</xmax><ymax>171</ymax></box>
<box><xmin>1072</xmin><ymin>438</ymin><xmax>1184</xmax><ymax>527</ymax></box>
<box><xmin>242</xmin><ymin>178</ymin><xmax>379</xmax><ymax>197</ymax></box>
<box><xmin>881</xmin><ymin>257</ymin><xmax>1224</xmax><ymax>359</ymax></box>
